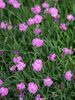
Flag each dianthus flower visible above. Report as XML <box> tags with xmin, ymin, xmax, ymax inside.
<box><xmin>44</xmin><ymin>76</ymin><xmax>53</xmax><ymax>87</ymax></box>
<box><xmin>35</xmin><ymin>94</ymin><xmax>43</xmax><ymax>100</ymax></box>
<box><xmin>0</xmin><ymin>0</ymin><xmax>6</xmax><ymax>9</ymax></box>
<box><xmin>0</xmin><ymin>87</ymin><xmax>8</xmax><ymax>97</ymax></box>
<box><xmin>32</xmin><ymin>38</ymin><xmax>44</xmax><ymax>48</ymax></box>
<box><xmin>34</xmin><ymin>28</ymin><xmax>41</xmax><ymax>35</ymax></box>
<box><xmin>8</xmin><ymin>0</ymin><xmax>20</xmax><ymax>9</ymax></box>
<box><xmin>67</xmin><ymin>14</ymin><xmax>74</xmax><ymax>21</ymax></box>
<box><xmin>34</xmin><ymin>15</ymin><xmax>43</xmax><ymax>24</ymax></box>
<box><xmin>19</xmin><ymin>23</ymin><xmax>28</xmax><ymax>32</ymax></box>
<box><xmin>28</xmin><ymin>82</ymin><xmax>38</xmax><ymax>94</ymax></box>
<box><xmin>49</xmin><ymin>7</ymin><xmax>58</xmax><ymax>18</ymax></box>
<box><xmin>17</xmin><ymin>82</ymin><xmax>25</xmax><ymax>91</ymax></box>
<box><xmin>32</xmin><ymin>59</ymin><xmax>43</xmax><ymax>72</ymax></box>
<box><xmin>42</xmin><ymin>2</ymin><xmax>49</xmax><ymax>8</ymax></box>
<box><xmin>60</xmin><ymin>23</ymin><xmax>67</xmax><ymax>31</ymax></box>
<box><xmin>62</xmin><ymin>48</ymin><xmax>73</xmax><ymax>55</ymax></box>
<box><xmin>31</xmin><ymin>5</ymin><xmax>41</xmax><ymax>14</ymax></box>
<box><xmin>65</xmin><ymin>71</ymin><xmax>72</xmax><ymax>81</ymax></box>
<box><xmin>27</xmin><ymin>18</ymin><xmax>35</xmax><ymax>25</ymax></box>
<box><xmin>48</xmin><ymin>53</ymin><xmax>56</xmax><ymax>61</ymax></box>
<box><xmin>0</xmin><ymin>21</ymin><xmax>7</xmax><ymax>30</ymax></box>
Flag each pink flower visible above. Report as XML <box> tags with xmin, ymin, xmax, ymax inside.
<box><xmin>8</xmin><ymin>0</ymin><xmax>13</xmax><ymax>5</ymax></box>
<box><xmin>8</xmin><ymin>0</ymin><xmax>20</xmax><ymax>9</ymax></box>
<box><xmin>27</xmin><ymin>18</ymin><xmax>35</xmax><ymax>26</ymax></box>
<box><xmin>11</xmin><ymin>56</ymin><xmax>26</xmax><ymax>71</ymax></box>
<box><xmin>19</xmin><ymin>23</ymin><xmax>28</xmax><ymax>32</ymax></box>
<box><xmin>60</xmin><ymin>23</ymin><xmax>67</xmax><ymax>31</ymax></box>
<box><xmin>0</xmin><ymin>79</ymin><xmax>3</xmax><ymax>86</ymax></box>
<box><xmin>13</xmin><ymin>56</ymin><xmax>23</xmax><ymax>64</ymax></box>
<box><xmin>0</xmin><ymin>0</ymin><xmax>6</xmax><ymax>9</ymax></box>
<box><xmin>48</xmin><ymin>53</ymin><xmax>56</xmax><ymax>61</ymax></box>
<box><xmin>35</xmin><ymin>94</ymin><xmax>43</xmax><ymax>100</ymax></box>
<box><xmin>62</xmin><ymin>48</ymin><xmax>73</xmax><ymax>55</ymax></box>
<box><xmin>65</xmin><ymin>71</ymin><xmax>72</xmax><ymax>81</ymax></box>
<box><xmin>19</xmin><ymin>93</ymin><xmax>24</xmax><ymax>100</ymax></box>
<box><xmin>16</xmin><ymin>62</ymin><xmax>26</xmax><ymax>71</ymax></box>
<box><xmin>32</xmin><ymin>38</ymin><xmax>44</xmax><ymax>48</ymax></box>
<box><xmin>34</xmin><ymin>28</ymin><xmax>41</xmax><ymax>35</ymax></box>
<box><xmin>34</xmin><ymin>15</ymin><xmax>43</xmax><ymax>24</ymax></box>
<box><xmin>31</xmin><ymin>5</ymin><xmax>41</xmax><ymax>14</ymax></box>
<box><xmin>0</xmin><ymin>87</ymin><xmax>8</xmax><ymax>97</ymax></box>
<box><xmin>17</xmin><ymin>82</ymin><xmax>25</xmax><ymax>91</ymax></box>
<box><xmin>0</xmin><ymin>21</ymin><xmax>7</xmax><ymax>30</ymax></box>
<box><xmin>44</xmin><ymin>76</ymin><xmax>53</xmax><ymax>87</ymax></box>
<box><xmin>32</xmin><ymin>59</ymin><xmax>43</xmax><ymax>72</ymax></box>
<box><xmin>28</xmin><ymin>82</ymin><xmax>38</xmax><ymax>94</ymax></box>
<box><xmin>67</xmin><ymin>14</ymin><xmax>74</xmax><ymax>21</ymax></box>
<box><xmin>49</xmin><ymin>7</ymin><xmax>58</xmax><ymax>18</ymax></box>
<box><xmin>12</xmin><ymin>0</ymin><xmax>21</xmax><ymax>9</ymax></box>
<box><xmin>54</xmin><ymin>14</ymin><xmax>60</xmax><ymax>22</ymax></box>
<box><xmin>42</xmin><ymin>2</ymin><xmax>49</xmax><ymax>8</ymax></box>
<box><xmin>10</xmin><ymin>65</ymin><xmax>17</xmax><ymax>71</ymax></box>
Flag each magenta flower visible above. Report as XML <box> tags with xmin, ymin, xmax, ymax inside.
<box><xmin>13</xmin><ymin>50</ymin><xmax>19</xmax><ymax>55</ymax></box>
<box><xmin>34</xmin><ymin>28</ymin><xmax>41</xmax><ymax>35</ymax></box>
<box><xmin>0</xmin><ymin>87</ymin><xmax>8</xmax><ymax>97</ymax></box>
<box><xmin>44</xmin><ymin>76</ymin><xmax>53</xmax><ymax>87</ymax></box>
<box><xmin>32</xmin><ymin>59</ymin><xmax>43</xmax><ymax>72</ymax></box>
<box><xmin>17</xmin><ymin>82</ymin><xmax>25</xmax><ymax>91</ymax></box>
<box><xmin>16</xmin><ymin>62</ymin><xmax>26</xmax><ymax>71</ymax></box>
<box><xmin>0</xmin><ymin>79</ymin><xmax>3</xmax><ymax>86</ymax></box>
<box><xmin>34</xmin><ymin>15</ymin><xmax>43</xmax><ymax>24</ymax></box>
<box><xmin>27</xmin><ymin>18</ymin><xmax>35</xmax><ymax>26</ymax></box>
<box><xmin>13</xmin><ymin>56</ymin><xmax>23</xmax><ymax>64</ymax></box>
<box><xmin>49</xmin><ymin>7</ymin><xmax>58</xmax><ymax>18</ymax></box>
<box><xmin>42</xmin><ymin>2</ymin><xmax>49</xmax><ymax>8</ymax></box>
<box><xmin>19</xmin><ymin>93</ymin><xmax>24</xmax><ymax>100</ymax></box>
<box><xmin>8</xmin><ymin>0</ymin><xmax>13</xmax><ymax>4</ymax></box>
<box><xmin>31</xmin><ymin>5</ymin><xmax>41</xmax><ymax>14</ymax></box>
<box><xmin>0</xmin><ymin>21</ymin><xmax>7</xmax><ymax>30</ymax></box>
<box><xmin>62</xmin><ymin>48</ymin><xmax>73</xmax><ymax>55</ymax></box>
<box><xmin>60</xmin><ymin>23</ymin><xmax>67</xmax><ymax>31</ymax></box>
<box><xmin>54</xmin><ymin>14</ymin><xmax>60</xmax><ymax>22</ymax></box>
<box><xmin>65</xmin><ymin>71</ymin><xmax>72</xmax><ymax>81</ymax></box>
<box><xmin>8</xmin><ymin>0</ymin><xmax>20</xmax><ymax>9</ymax></box>
<box><xmin>12</xmin><ymin>0</ymin><xmax>20</xmax><ymax>9</ymax></box>
<box><xmin>48</xmin><ymin>53</ymin><xmax>56</xmax><ymax>61</ymax></box>
<box><xmin>28</xmin><ymin>82</ymin><xmax>38</xmax><ymax>94</ymax></box>
<box><xmin>35</xmin><ymin>94</ymin><xmax>43</xmax><ymax>100</ymax></box>
<box><xmin>67</xmin><ymin>14</ymin><xmax>74</xmax><ymax>21</ymax></box>
<box><xmin>0</xmin><ymin>0</ymin><xmax>6</xmax><ymax>9</ymax></box>
<box><xmin>32</xmin><ymin>38</ymin><xmax>44</xmax><ymax>48</ymax></box>
<box><xmin>10</xmin><ymin>65</ymin><xmax>17</xmax><ymax>71</ymax></box>
<box><xmin>19</xmin><ymin>23</ymin><xmax>28</xmax><ymax>32</ymax></box>
<box><xmin>10</xmin><ymin>55</ymin><xmax>26</xmax><ymax>71</ymax></box>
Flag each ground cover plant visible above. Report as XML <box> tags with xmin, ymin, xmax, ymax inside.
<box><xmin>0</xmin><ymin>0</ymin><xmax>75</xmax><ymax>100</ymax></box>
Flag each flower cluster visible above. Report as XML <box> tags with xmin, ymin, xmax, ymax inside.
<box><xmin>0</xmin><ymin>0</ymin><xmax>75</xmax><ymax>99</ymax></box>
<box><xmin>10</xmin><ymin>56</ymin><xmax>26</xmax><ymax>71</ymax></box>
